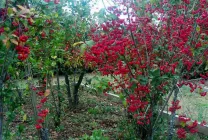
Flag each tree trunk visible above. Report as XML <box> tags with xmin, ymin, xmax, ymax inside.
<box><xmin>55</xmin><ymin>65</ymin><xmax>61</xmax><ymax>127</ymax></box>
<box><xmin>73</xmin><ymin>72</ymin><xmax>84</xmax><ymax>106</ymax></box>
<box><xmin>16</xmin><ymin>86</ymin><xmax>25</xmax><ymax>104</ymax></box>
<box><xmin>40</xmin><ymin>128</ymin><xmax>49</xmax><ymax>140</ymax></box>
<box><xmin>168</xmin><ymin>86</ymin><xmax>179</xmax><ymax>140</ymax></box>
<box><xmin>0</xmin><ymin>80</ymin><xmax>3</xmax><ymax>140</ymax></box>
<box><xmin>64</xmin><ymin>72</ymin><xmax>72</xmax><ymax>107</ymax></box>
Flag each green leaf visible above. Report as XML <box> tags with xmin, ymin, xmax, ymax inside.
<box><xmin>51</xmin><ymin>56</ymin><xmax>57</xmax><ymax>59</ymax></box>
<box><xmin>138</xmin><ymin>75</ymin><xmax>148</xmax><ymax>85</ymax></box>
<box><xmin>119</xmin><ymin>93</ymin><xmax>125</xmax><ymax>100</ymax></box>
<box><xmin>180</xmin><ymin>122</ymin><xmax>186</xmax><ymax>127</ymax></box>
<box><xmin>23</xmin><ymin>114</ymin><xmax>27</xmax><ymax>122</ymax></box>
<box><xmin>4</xmin><ymin>27</ymin><xmax>9</xmax><ymax>31</ymax></box>
<box><xmin>122</xmin><ymin>100</ymin><xmax>127</xmax><ymax>107</ymax></box>
<box><xmin>7</xmin><ymin>7</ymin><xmax>13</xmax><ymax>15</ymax></box>
<box><xmin>149</xmin><ymin>69</ymin><xmax>160</xmax><ymax>78</ymax></box>
<box><xmin>17</xmin><ymin>124</ymin><xmax>25</xmax><ymax>133</ymax></box>
<box><xmin>0</xmin><ymin>0</ymin><xmax>5</xmax><ymax>8</ymax></box>
<box><xmin>0</xmin><ymin>58</ymin><xmax>4</xmax><ymax>64</ymax></box>
<box><xmin>54</xmin><ymin>13</ymin><xmax>59</xmax><ymax>18</ymax></box>
<box><xmin>196</xmin><ymin>25</ymin><xmax>200</xmax><ymax>33</ymax></box>
<box><xmin>85</xmin><ymin>40</ymin><xmax>94</xmax><ymax>47</ymax></box>
<box><xmin>205</xmin><ymin>61</ymin><xmax>208</xmax><ymax>70</ymax></box>
<box><xmin>150</xmin><ymin>0</ymin><xmax>156</xmax><ymax>4</ymax></box>
<box><xmin>161</xmin><ymin>75</ymin><xmax>169</xmax><ymax>79</ymax></box>
<box><xmin>80</xmin><ymin>44</ymin><xmax>87</xmax><ymax>54</ymax></box>
<box><xmin>0</xmin><ymin>34</ymin><xmax>6</xmax><ymax>40</ymax></box>
<box><xmin>51</xmin><ymin>61</ymin><xmax>56</xmax><ymax>67</ymax></box>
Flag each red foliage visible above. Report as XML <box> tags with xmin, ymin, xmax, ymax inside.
<box><xmin>0</xmin><ymin>27</ymin><xmax>4</xmax><ymax>34</ymax></box>
<box><xmin>27</xmin><ymin>18</ymin><xmax>33</xmax><ymax>25</ymax></box>
<box><xmin>54</xmin><ymin>0</ymin><xmax>60</xmax><ymax>4</ymax></box>
<box><xmin>12</xmin><ymin>21</ymin><xmax>19</xmax><ymax>27</ymax></box>
<box><xmin>169</xmin><ymin>100</ymin><xmax>181</xmax><ymax>113</ymax></box>
<box><xmin>35</xmin><ymin>124</ymin><xmax>42</xmax><ymax>130</ymax></box>
<box><xmin>177</xmin><ymin>128</ymin><xmax>186</xmax><ymax>139</ymax></box>
<box><xmin>41</xmin><ymin>31</ymin><xmax>46</xmax><ymax>38</ymax></box>
<box><xmin>178</xmin><ymin>115</ymin><xmax>191</xmax><ymax>124</ymax></box>
<box><xmin>85</xmin><ymin>0</ymin><xmax>208</xmax><ymax>138</ymax></box>
<box><xmin>15</xmin><ymin>45</ymin><xmax>30</xmax><ymax>61</ymax></box>
<box><xmin>37</xmin><ymin>91</ymin><xmax>44</xmax><ymax>96</ymax></box>
<box><xmin>37</xmin><ymin>119</ymin><xmax>44</xmax><ymax>124</ymax></box>
<box><xmin>38</xmin><ymin>109</ymin><xmax>49</xmax><ymax>118</ymax></box>
<box><xmin>200</xmin><ymin>92</ymin><xmax>207</xmax><ymax>96</ymax></box>
<box><xmin>19</xmin><ymin>35</ymin><xmax>29</xmax><ymax>42</ymax></box>
<box><xmin>40</xmin><ymin>97</ymin><xmax>47</xmax><ymax>104</ymax></box>
<box><xmin>200</xmin><ymin>121</ymin><xmax>206</xmax><ymax>126</ymax></box>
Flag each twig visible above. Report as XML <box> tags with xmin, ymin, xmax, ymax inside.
<box><xmin>168</xmin><ymin>85</ymin><xmax>179</xmax><ymax>140</ymax></box>
<box><xmin>153</xmin><ymin>81</ymin><xmax>176</xmax><ymax>129</ymax></box>
<box><xmin>188</xmin><ymin>0</ymin><xmax>197</xmax><ymax>13</ymax></box>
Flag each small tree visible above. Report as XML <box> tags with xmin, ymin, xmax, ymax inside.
<box><xmin>85</xmin><ymin>0</ymin><xmax>208</xmax><ymax>139</ymax></box>
<box><xmin>61</xmin><ymin>0</ymin><xmax>93</xmax><ymax>107</ymax></box>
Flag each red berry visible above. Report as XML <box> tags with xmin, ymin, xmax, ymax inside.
<box><xmin>12</xmin><ymin>21</ymin><xmax>19</xmax><ymax>27</ymax></box>
<box><xmin>19</xmin><ymin>35</ymin><xmax>29</xmax><ymax>42</ymax></box>
<box><xmin>0</xmin><ymin>27</ymin><xmax>4</xmax><ymax>34</ymax></box>
<box><xmin>35</xmin><ymin>124</ymin><xmax>42</xmax><ymax>130</ymax></box>
<box><xmin>41</xmin><ymin>32</ymin><xmax>46</xmax><ymax>38</ymax></box>
<box><xmin>54</xmin><ymin>0</ymin><xmax>60</xmax><ymax>4</ymax></box>
<box><xmin>24</xmin><ymin>27</ymin><xmax>29</xmax><ymax>32</ymax></box>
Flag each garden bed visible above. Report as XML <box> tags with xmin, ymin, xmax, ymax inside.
<box><xmin>4</xmin><ymin>75</ymin><xmax>208</xmax><ymax>140</ymax></box>
<box><xmin>6</xmin><ymin>86</ymin><xmax>125</xmax><ymax>140</ymax></box>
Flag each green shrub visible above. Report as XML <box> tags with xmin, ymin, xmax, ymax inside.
<box><xmin>81</xmin><ymin>130</ymin><xmax>109</xmax><ymax>140</ymax></box>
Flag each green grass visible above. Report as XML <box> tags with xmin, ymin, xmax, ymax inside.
<box><xmin>169</xmin><ymin>85</ymin><xmax>208</xmax><ymax>122</ymax></box>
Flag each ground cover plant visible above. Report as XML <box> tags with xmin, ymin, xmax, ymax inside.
<box><xmin>0</xmin><ymin>0</ymin><xmax>208</xmax><ymax>140</ymax></box>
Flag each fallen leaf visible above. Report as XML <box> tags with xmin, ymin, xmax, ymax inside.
<box><xmin>17</xmin><ymin>5</ymin><xmax>25</xmax><ymax>10</ymax></box>
<box><xmin>23</xmin><ymin>114</ymin><xmax>27</xmax><ymax>122</ymax></box>
<box><xmin>44</xmin><ymin>89</ymin><xmax>50</xmax><ymax>97</ymax></box>
<box><xmin>10</xmin><ymin>39</ymin><xmax>18</xmax><ymax>45</ymax></box>
<box><xmin>73</xmin><ymin>41</ymin><xmax>84</xmax><ymax>47</ymax></box>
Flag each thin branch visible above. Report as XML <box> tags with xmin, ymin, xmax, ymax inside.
<box><xmin>188</xmin><ymin>0</ymin><xmax>197</xmax><ymax>13</ymax></box>
<box><xmin>168</xmin><ymin>85</ymin><xmax>179</xmax><ymax>140</ymax></box>
<box><xmin>153</xmin><ymin>81</ymin><xmax>176</xmax><ymax>129</ymax></box>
